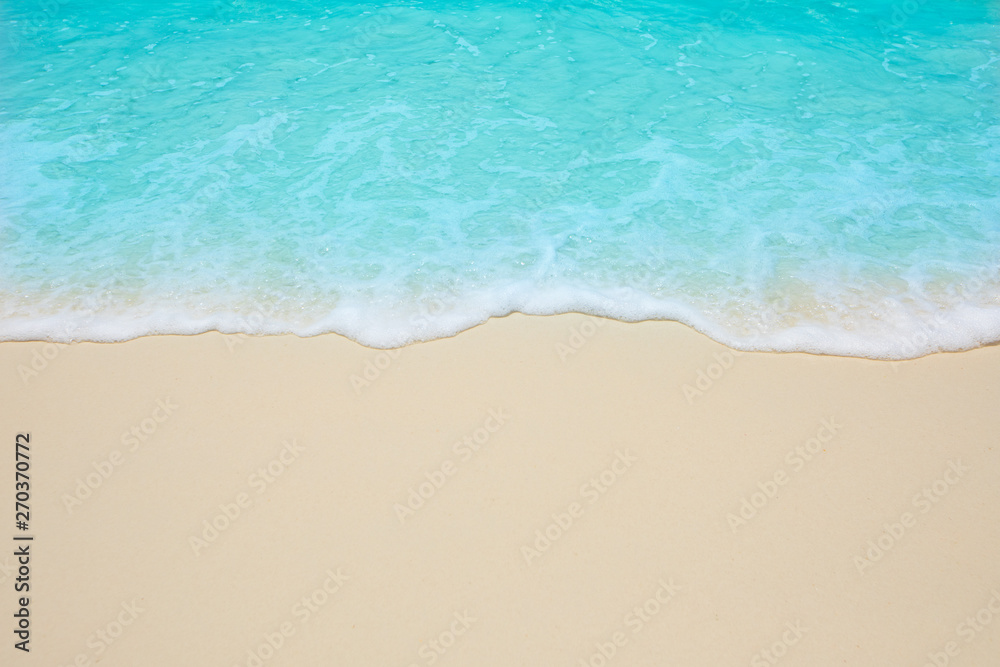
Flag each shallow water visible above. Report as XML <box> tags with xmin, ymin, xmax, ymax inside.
<box><xmin>1</xmin><ymin>0</ymin><xmax>998</xmax><ymax>357</ymax></box>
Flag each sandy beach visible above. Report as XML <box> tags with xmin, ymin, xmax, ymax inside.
<box><xmin>1</xmin><ymin>313</ymin><xmax>998</xmax><ymax>666</ymax></box>
<box><xmin>3</xmin><ymin>0</ymin><xmax>998</xmax><ymax>664</ymax></box>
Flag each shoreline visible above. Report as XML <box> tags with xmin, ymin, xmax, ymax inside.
<box><xmin>2</xmin><ymin>312</ymin><xmax>999</xmax><ymax>665</ymax></box>
<box><xmin>4</xmin><ymin>307</ymin><xmax>1000</xmax><ymax>362</ymax></box>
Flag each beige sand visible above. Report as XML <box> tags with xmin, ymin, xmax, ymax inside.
<box><xmin>1</xmin><ymin>313</ymin><xmax>998</xmax><ymax>666</ymax></box>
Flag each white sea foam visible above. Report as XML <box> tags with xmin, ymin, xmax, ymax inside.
<box><xmin>1</xmin><ymin>273</ymin><xmax>999</xmax><ymax>359</ymax></box>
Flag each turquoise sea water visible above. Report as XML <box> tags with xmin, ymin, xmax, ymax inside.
<box><xmin>1</xmin><ymin>0</ymin><xmax>998</xmax><ymax>357</ymax></box>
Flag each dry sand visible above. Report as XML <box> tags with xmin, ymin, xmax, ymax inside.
<box><xmin>1</xmin><ymin>313</ymin><xmax>998</xmax><ymax>666</ymax></box>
